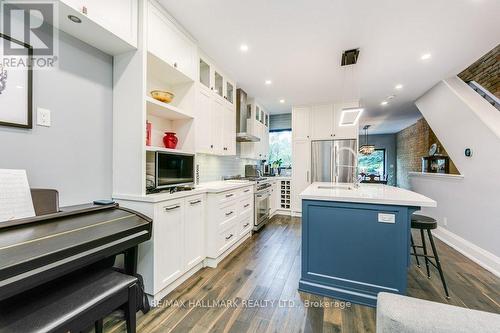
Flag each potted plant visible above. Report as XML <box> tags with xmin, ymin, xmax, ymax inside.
<box><xmin>272</xmin><ymin>159</ymin><xmax>282</xmax><ymax>176</ymax></box>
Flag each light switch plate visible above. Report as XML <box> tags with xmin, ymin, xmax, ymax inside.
<box><xmin>37</xmin><ymin>107</ymin><xmax>51</xmax><ymax>127</ymax></box>
<box><xmin>378</xmin><ymin>213</ymin><xmax>395</xmax><ymax>223</ymax></box>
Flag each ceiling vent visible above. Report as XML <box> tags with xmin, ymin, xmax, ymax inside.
<box><xmin>341</xmin><ymin>48</ymin><xmax>360</xmax><ymax>66</ymax></box>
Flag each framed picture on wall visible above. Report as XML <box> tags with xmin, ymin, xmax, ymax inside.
<box><xmin>0</xmin><ymin>33</ymin><xmax>33</xmax><ymax>129</ymax></box>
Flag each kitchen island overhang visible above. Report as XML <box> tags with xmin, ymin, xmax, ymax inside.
<box><xmin>298</xmin><ymin>183</ymin><xmax>436</xmax><ymax>307</ymax></box>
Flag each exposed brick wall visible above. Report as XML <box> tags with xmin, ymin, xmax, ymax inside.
<box><xmin>396</xmin><ymin>118</ymin><xmax>459</xmax><ymax>189</ymax></box>
<box><xmin>396</xmin><ymin>119</ymin><xmax>430</xmax><ymax>189</ymax></box>
<box><xmin>458</xmin><ymin>44</ymin><xmax>500</xmax><ymax>98</ymax></box>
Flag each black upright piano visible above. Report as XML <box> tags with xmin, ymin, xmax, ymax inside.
<box><xmin>0</xmin><ymin>203</ymin><xmax>152</xmax><ymax>303</ymax></box>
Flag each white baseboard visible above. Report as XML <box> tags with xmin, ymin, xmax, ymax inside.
<box><xmin>433</xmin><ymin>226</ymin><xmax>500</xmax><ymax>278</ymax></box>
<box><xmin>150</xmin><ymin>261</ymin><xmax>205</xmax><ymax>303</ymax></box>
<box><xmin>204</xmin><ymin>232</ymin><xmax>251</xmax><ymax>268</ymax></box>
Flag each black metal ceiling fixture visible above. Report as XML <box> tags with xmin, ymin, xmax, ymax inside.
<box><xmin>341</xmin><ymin>48</ymin><xmax>360</xmax><ymax>66</ymax></box>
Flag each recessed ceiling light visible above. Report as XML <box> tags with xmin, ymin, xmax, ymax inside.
<box><xmin>240</xmin><ymin>44</ymin><xmax>249</xmax><ymax>52</ymax></box>
<box><xmin>387</xmin><ymin>95</ymin><xmax>396</xmax><ymax>100</ymax></box>
<box><xmin>420</xmin><ymin>53</ymin><xmax>432</xmax><ymax>60</ymax></box>
<box><xmin>395</xmin><ymin>84</ymin><xmax>403</xmax><ymax>90</ymax></box>
<box><xmin>68</xmin><ymin>15</ymin><xmax>82</xmax><ymax>23</ymax></box>
<box><xmin>381</xmin><ymin>101</ymin><xmax>388</xmax><ymax>106</ymax></box>
<box><xmin>279</xmin><ymin>99</ymin><xmax>285</xmax><ymax>103</ymax></box>
<box><xmin>265</xmin><ymin>80</ymin><xmax>272</xmax><ymax>85</ymax></box>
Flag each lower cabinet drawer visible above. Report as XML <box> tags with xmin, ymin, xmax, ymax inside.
<box><xmin>217</xmin><ymin>225</ymin><xmax>238</xmax><ymax>254</ymax></box>
<box><xmin>217</xmin><ymin>190</ymin><xmax>239</xmax><ymax>205</ymax></box>
<box><xmin>218</xmin><ymin>202</ymin><xmax>238</xmax><ymax>228</ymax></box>
<box><xmin>239</xmin><ymin>195</ymin><xmax>253</xmax><ymax>215</ymax></box>
<box><xmin>240</xmin><ymin>212</ymin><xmax>253</xmax><ymax>236</ymax></box>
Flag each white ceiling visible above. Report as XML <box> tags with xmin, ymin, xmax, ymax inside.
<box><xmin>158</xmin><ymin>0</ymin><xmax>500</xmax><ymax>134</ymax></box>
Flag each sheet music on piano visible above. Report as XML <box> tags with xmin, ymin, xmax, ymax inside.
<box><xmin>0</xmin><ymin>169</ymin><xmax>35</xmax><ymax>222</ymax></box>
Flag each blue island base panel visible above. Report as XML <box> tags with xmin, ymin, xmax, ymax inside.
<box><xmin>300</xmin><ymin>199</ymin><xmax>419</xmax><ymax>308</ymax></box>
<box><xmin>299</xmin><ymin>280</ymin><xmax>379</xmax><ymax>307</ymax></box>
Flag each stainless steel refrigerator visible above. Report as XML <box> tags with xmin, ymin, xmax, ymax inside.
<box><xmin>311</xmin><ymin>139</ymin><xmax>357</xmax><ymax>183</ymax></box>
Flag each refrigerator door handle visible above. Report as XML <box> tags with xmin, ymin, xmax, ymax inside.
<box><xmin>333</xmin><ymin>145</ymin><xmax>338</xmax><ymax>182</ymax></box>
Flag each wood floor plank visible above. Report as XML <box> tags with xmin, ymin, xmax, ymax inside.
<box><xmin>105</xmin><ymin>214</ymin><xmax>499</xmax><ymax>333</ymax></box>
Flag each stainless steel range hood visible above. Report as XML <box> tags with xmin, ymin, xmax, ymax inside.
<box><xmin>236</xmin><ymin>88</ymin><xmax>260</xmax><ymax>142</ymax></box>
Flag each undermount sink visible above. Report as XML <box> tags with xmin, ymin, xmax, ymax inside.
<box><xmin>317</xmin><ymin>185</ymin><xmax>354</xmax><ymax>190</ymax></box>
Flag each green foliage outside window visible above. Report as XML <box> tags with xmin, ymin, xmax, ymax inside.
<box><xmin>268</xmin><ymin>130</ymin><xmax>292</xmax><ymax>167</ymax></box>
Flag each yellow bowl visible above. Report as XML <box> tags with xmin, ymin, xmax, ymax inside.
<box><xmin>151</xmin><ymin>90</ymin><xmax>175</xmax><ymax>103</ymax></box>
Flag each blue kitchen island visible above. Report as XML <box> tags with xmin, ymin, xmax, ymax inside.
<box><xmin>298</xmin><ymin>183</ymin><xmax>436</xmax><ymax>307</ymax></box>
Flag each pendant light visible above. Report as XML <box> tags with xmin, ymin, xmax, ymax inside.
<box><xmin>338</xmin><ymin>49</ymin><xmax>364</xmax><ymax>127</ymax></box>
<box><xmin>359</xmin><ymin>125</ymin><xmax>375</xmax><ymax>155</ymax></box>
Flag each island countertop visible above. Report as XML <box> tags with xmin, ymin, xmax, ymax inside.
<box><xmin>300</xmin><ymin>182</ymin><xmax>436</xmax><ymax>207</ymax></box>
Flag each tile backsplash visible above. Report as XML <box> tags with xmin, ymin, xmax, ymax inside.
<box><xmin>196</xmin><ymin>153</ymin><xmax>258</xmax><ymax>183</ymax></box>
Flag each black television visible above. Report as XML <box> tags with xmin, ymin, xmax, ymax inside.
<box><xmin>155</xmin><ymin>151</ymin><xmax>195</xmax><ymax>189</ymax></box>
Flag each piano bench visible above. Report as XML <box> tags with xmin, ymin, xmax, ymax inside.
<box><xmin>0</xmin><ymin>268</ymin><xmax>138</xmax><ymax>333</ymax></box>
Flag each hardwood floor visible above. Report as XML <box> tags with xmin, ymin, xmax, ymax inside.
<box><xmin>106</xmin><ymin>215</ymin><xmax>500</xmax><ymax>333</ymax></box>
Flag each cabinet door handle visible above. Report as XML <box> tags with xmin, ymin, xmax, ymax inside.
<box><xmin>244</xmin><ymin>203</ymin><xmax>250</xmax><ymax>208</ymax></box>
<box><xmin>189</xmin><ymin>200</ymin><xmax>202</xmax><ymax>205</ymax></box>
<box><xmin>306</xmin><ymin>170</ymin><xmax>310</xmax><ymax>182</ymax></box>
<box><xmin>244</xmin><ymin>189</ymin><xmax>250</xmax><ymax>193</ymax></box>
<box><xmin>225</xmin><ymin>211</ymin><xmax>234</xmax><ymax>216</ymax></box>
<box><xmin>164</xmin><ymin>205</ymin><xmax>180</xmax><ymax>211</ymax></box>
<box><xmin>225</xmin><ymin>234</ymin><xmax>234</xmax><ymax>240</ymax></box>
<box><xmin>225</xmin><ymin>193</ymin><xmax>234</xmax><ymax>198</ymax></box>
<box><xmin>243</xmin><ymin>223</ymin><xmax>250</xmax><ymax>228</ymax></box>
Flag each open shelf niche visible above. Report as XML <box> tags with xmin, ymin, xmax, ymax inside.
<box><xmin>145</xmin><ymin>52</ymin><xmax>196</xmax><ymax>153</ymax></box>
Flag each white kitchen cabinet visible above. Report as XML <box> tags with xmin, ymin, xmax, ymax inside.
<box><xmin>84</xmin><ymin>0</ymin><xmax>137</xmax><ymax>45</ymax></box>
<box><xmin>194</xmin><ymin>85</ymin><xmax>213</xmax><ymax>154</ymax></box>
<box><xmin>310</xmin><ymin>104</ymin><xmax>335</xmax><ymax>139</ymax></box>
<box><xmin>184</xmin><ymin>195</ymin><xmax>205</xmax><ymax>270</ymax></box>
<box><xmin>205</xmin><ymin>186</ymin><xmax>254</xmax><ymax>267</ymax></box>
<box><xmin>195</xmin><ymin>55</ymin><xmax>237</xmax><ymax>156</ymax></box>
<box><xmin>147</xmin><ymin>1</ymin><xmax>197</xmax><ymax>81</ymax></box>
<box><xmin>291</xmin><ymin>139</ymin><xmax>311</xmax><ymax>214</ymax></box>
<box><xmin>154</xmin><ymin>199</ymin><xmax>184</xmax><ymax>291</ymax></box>
<box><xmin>58</xmin><ymin>0</ymin><xmax>137</xmax><ymax>54</ymax></box>
<box><xmin>292</xmin><ymin>106</ymin><xmax>311</xmax><ymax>140</ymax></box>
<box><xmin>223</xmin><ymin>104</ymin><xmax>236</xmax><ymax>155</ymax></box>
<box><xmin>294</xmin><ymin>103</ymin><xmax>359</xmax><ymax>141</ymax></box>
<box><xmin>211</xmin><ymin>98</ymin><xmax>225</xmax><ymax>154</ymax></box>
<box><xmin>239</xmin><ymin>102</ymin><xmax>270</xmax><ymax>160</ymax></box>
<box><xmin>270</xmin><ymin>181</ymin><xmax>279</xmax><ymax>216</ymax></box>
<box><xmin>194</xmin><ymin>87</ymin><xmax>234</xmax><ymax>156</ymax></box>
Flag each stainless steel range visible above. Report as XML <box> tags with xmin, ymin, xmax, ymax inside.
<box><xmin>252</xmin><ymin>178</ymin><xmax>272</xmax><ymax>231</ymax></box>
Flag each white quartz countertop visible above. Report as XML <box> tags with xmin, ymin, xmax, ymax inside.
<box><xmin>113</xmin><ymin>180</ymin><xmax>255</xmax><ymax>203</ymax></box>
<box><xmin>300</xmin><ymin>182</ymin><xmax>436</xmax><ymax>207</ymax></box>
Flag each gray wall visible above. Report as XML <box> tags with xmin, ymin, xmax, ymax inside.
<box><xmin>358</xmin><ymin>134</ymin><xmax>397</xmax><ymax>186</ymax></box>
<box><xmin>0</xmin><ymin>32</ymin><xmax>113</xmax><ymax>206</ymax></box>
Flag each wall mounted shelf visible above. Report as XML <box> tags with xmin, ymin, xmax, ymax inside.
<box><xmin>146</xmin><ymin>96</ymin><xmax>193</xmax><ymax>120</ymax></box>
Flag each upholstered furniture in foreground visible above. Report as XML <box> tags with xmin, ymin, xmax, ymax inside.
<box><xmin>376</xmin><ymin>292</ymin><xmax>500</xmax><ymax>333</ymax></box>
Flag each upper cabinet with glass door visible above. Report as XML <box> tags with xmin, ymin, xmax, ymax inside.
<box><xmin>199</xmin><ymin>58</ymin><xmax>211</xmax><ymax>91</ymax></box>
<box><xmin>226</xmin><ymin>80</ymin><xmax>235</xmax><ymax>104</ymax></box>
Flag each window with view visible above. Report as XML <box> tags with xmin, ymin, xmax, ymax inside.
<box><xmin>268</xmin><ymin>130</ymin><xmax>292</xmax><ymax>167</ymax></box>
<box><xmin>358</xmin><ymin>149</ymin><xmax>385</xmax><ymax>178</ymax></box>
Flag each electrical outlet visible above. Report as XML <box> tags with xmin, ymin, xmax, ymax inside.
<box><xmin>443</xmin><ymin>217</ymin><xmax>448</xmax><ymax>226</ymax></box>
<box><xmin>37</xmin><ymin>107</ymin><xmax>51</xmax><ymax>127</ymax></box>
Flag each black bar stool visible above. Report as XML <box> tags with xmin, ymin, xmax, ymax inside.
<box><xmin>410</xmin><ymin>214</ymin><xmax>450</xmax><ymax>299</ymax></box>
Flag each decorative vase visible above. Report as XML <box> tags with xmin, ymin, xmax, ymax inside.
<box><xmin>163</xmin><ymin>132</ymin><xmax>178</xmax><ymax>149</ymax></box>
<box><xmin>146</xmin><ymin>121</ymin><xmax>152</xmax><ymax>146</ymax></box>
